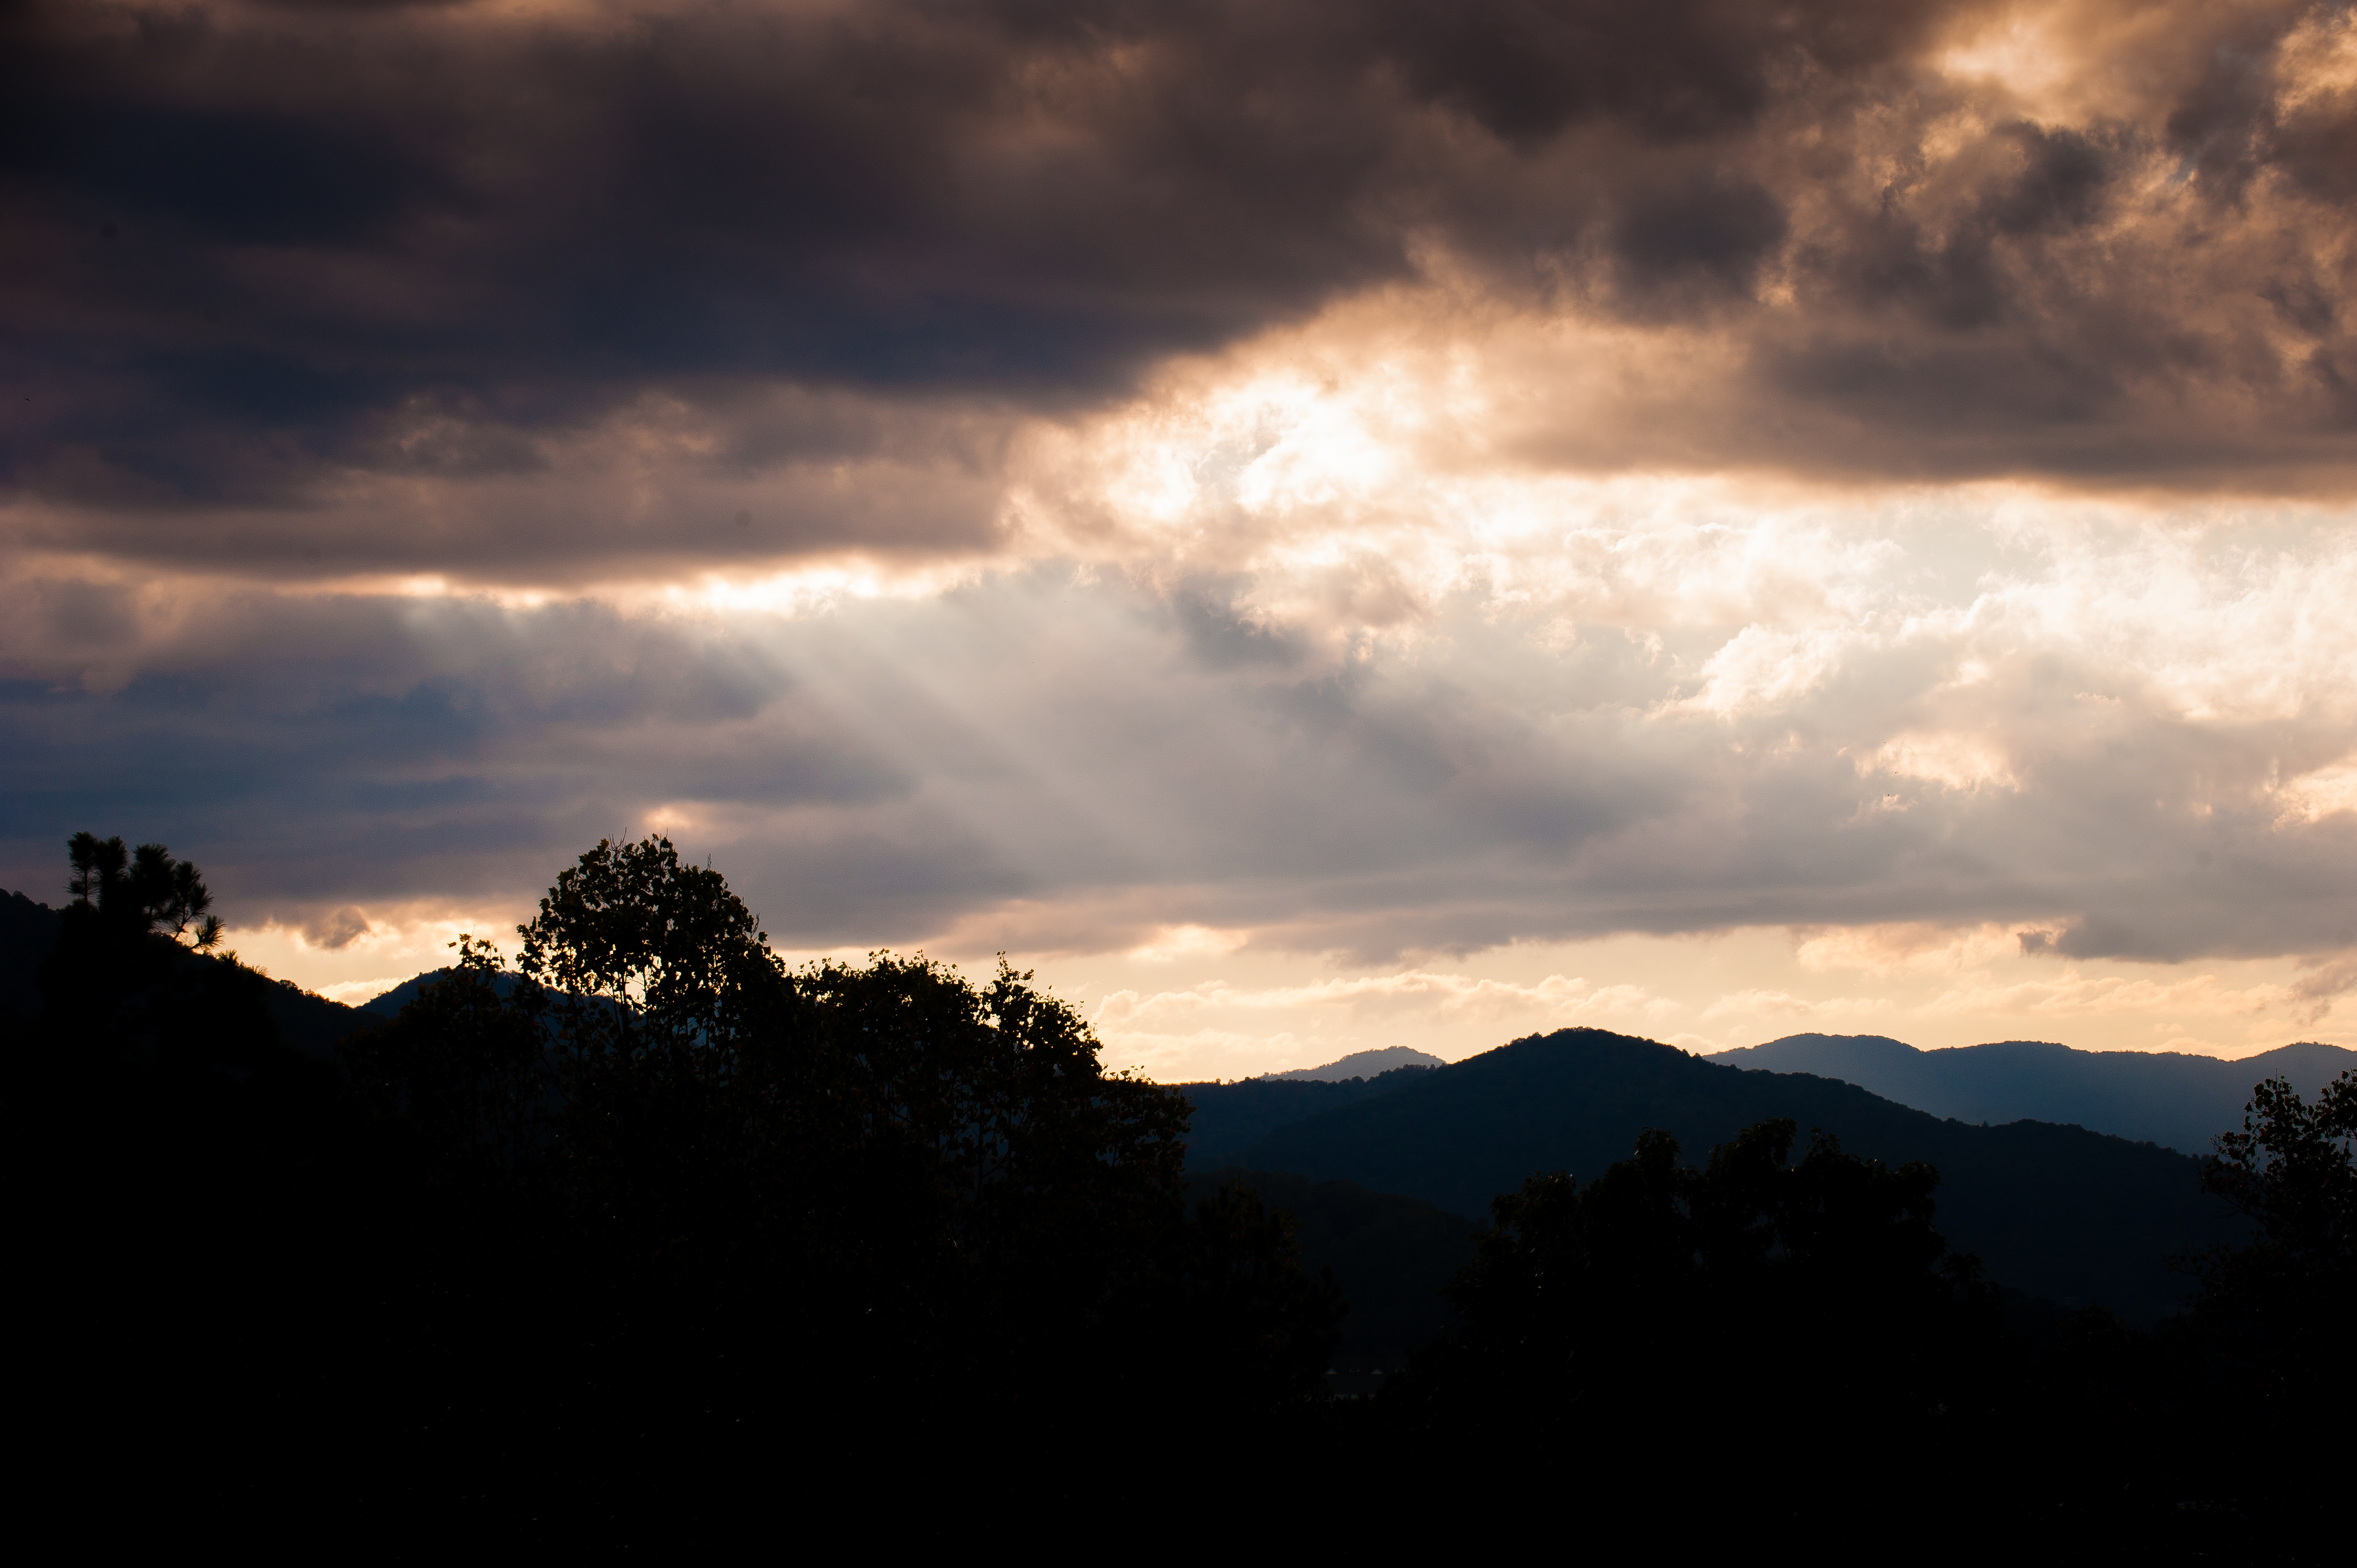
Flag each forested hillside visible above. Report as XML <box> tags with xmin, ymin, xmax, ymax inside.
<box><xmin>1222</xmin><ymin>1029</ymin><xmax>2238</xmax><ymax>1324</ymax></box>
<box><xmin>1178</xmin><ymin>1067</ymin><xmax>1437</xmax><ymax>1165</ymax></box>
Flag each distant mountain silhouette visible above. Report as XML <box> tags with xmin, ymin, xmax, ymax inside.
<box><xmin>357</xmin><ymin>967</ymin><xmax>526</xmax><ymax>1018</ymax></box>
<box><xmin>1262</xmin><ymin>1047</ymin><xmax>1445</xmax><ymax>1082</ymax></box>
<box><xmin>1219</xmin><ymin>1028</ymin><xmax>2248</xmax><ymax>1325</ymax></box>
<box><xmin>1708</xmin><ymin>1033</ymin><xmax>2357</xmax><ymax>1156</ymax></box>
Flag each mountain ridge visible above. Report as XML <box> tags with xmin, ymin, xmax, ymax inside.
<box><xmin>1708</xmin><ymin>1032</ymin><xmax>2355</xmax><ymax>1155</ymax></box>
<box><xmin>1221</xmin><ymin>1027</ymin><xmax>2247</xmax><ymax>1325</ymax></box>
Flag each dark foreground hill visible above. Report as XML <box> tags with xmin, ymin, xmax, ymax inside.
<box><xmin>1</xmin><ymin>888</ymin><xmax>70</xmax><ymax>1014</ymax></box>
<box><xmin>2</xmin><ymin>888</ymin><xmax>373</xmax><ymax>1057</ymax></box>
<box><xmin>1222</xmin><ymin>1028</ymin><xmax>2247</xmax><ymax>1325</ymax></box>
<box><xmin>1708</xmin><ymin>1032</ymin><xmax>2357</xmax><ymax>1156</ymax></box>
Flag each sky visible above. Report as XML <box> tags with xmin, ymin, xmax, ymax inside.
<box><xmin>6</xmin><ymin>0</ymin><xmax>2356</xmax><ymax>1079</ymax></box>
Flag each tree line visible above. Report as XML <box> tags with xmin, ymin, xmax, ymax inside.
<box><xmin>14</xmin><ymin>833</ymin><xmax>2349</xmax><ymax>1546</ymax></box>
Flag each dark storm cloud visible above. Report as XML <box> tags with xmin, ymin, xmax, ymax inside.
<box><xmin>7</xmin><ymin>0</ymin><xmax>2354</xmax><ymax>579</ymax></box>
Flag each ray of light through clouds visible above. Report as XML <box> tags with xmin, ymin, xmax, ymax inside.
<box><xmin>6</xmin><ymin>0</ymin><xmax>2356</xmax><ymax>1078</ymax></box>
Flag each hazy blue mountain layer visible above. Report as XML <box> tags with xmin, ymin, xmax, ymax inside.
<box><xmin>1218</xmin><ymin>1029</ymin><xmax>2247</xmax><ymax>1325</ymax></box>
<box><xmin>1709</xmin><ymin>1033</ymin><xmax>2356</xmax><ymax>1156</ymax></box>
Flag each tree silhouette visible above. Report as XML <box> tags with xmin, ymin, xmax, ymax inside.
<box><xmin>798</xmin><ymin>949</ymin><xmax>1197</xmax><ymax>1404</ymax></box>
<box><xmin>2188</xmin><ymin>1070</ymin><xmax>2355</xmax><ymax>1406</ymax></box>
<box><xmin>518</xmin><ymin>833</ymin><xmax>792</xmax><ymax>1050</ymax></box>
<box><xmin>342</xmin><ymin>835</ymin><xmax>1331</xmax><ymax>1432</ymax></box>
<box><xmin>65</xmin><ymin>832</ymin><xmax>223</xmax><ymax>949</ymax></box>
<box><xmin>42</xmin><ymin>833</ymin><xmax>261</xmax><ymax>1088</ymax></box>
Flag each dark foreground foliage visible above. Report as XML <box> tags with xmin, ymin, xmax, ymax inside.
<box><xmin>12</xmin><ymin>833</ymin><xmax>2349</xmax><ymax>1550</ymax></box>
<box><xmin>21</xmin><ymin>835</ymin><xmax>1340</xmax><ymax>1537</ymax></box>
<box><xmin>1390</xmin><ymin>1121</ymin><xmax>2000</xmax><ymax>1438</ymax></box>
<box><xmin>2186</xmin><ymin>1072</ymin><xmax>2356</xmax><ymax>1399</ymax></box>
<box><xmin>1375</xmin><ymin>1116</ymin><xmax>2345</xmax><ymax>1555</ymax></box>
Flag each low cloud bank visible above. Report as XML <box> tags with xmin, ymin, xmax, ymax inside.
<box><xmin>7</xmin><ymin>487</ymin><xmax>2354</xmax><ymax>968</ymax></box>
